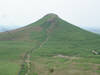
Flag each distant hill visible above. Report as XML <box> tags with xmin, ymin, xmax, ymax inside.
<box><xmin>0</xmin><ymin>27</ymin><xmax>4</xmax><ymax>32</ymax></box>
<box><xmin>80</xmin><ymin>26</ymin><xmax>100</xmax><ymax>34</ymax></box>
<box><xmin>87</xmin><ymin>28</ymin><xmax>100</xmax><ymax>34</ymax></box>
<box><xmin>0</xmin><ymin>25</ymin><xmax>23</xmax><ymax>32</ymax></box>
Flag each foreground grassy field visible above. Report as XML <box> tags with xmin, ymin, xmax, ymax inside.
<box><xmin>30</xmin><ymin>56</ymin><xmax>100</xmax><ymax>75</ymax></box>
<box><xmin>0</xmin><ymin>14</ymin><xmax>100</xmax><ymax>75</ymax></box>
<box><xmin>0</xmin><ymin>41</ymin><xmax>36</xmax><ymax>75</ymax></box>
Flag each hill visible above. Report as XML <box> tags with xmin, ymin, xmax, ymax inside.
<box><xmin>0</xmin><ymin>13</ymin><xmax>100</xmax><ymax>75</ymax></box>
<box><xmin>1</xmin><ymin>13</ymin><xmax>100</xmax><ymax>56</ymax></box>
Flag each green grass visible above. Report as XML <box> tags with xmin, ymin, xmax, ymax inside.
<box><xmin>0</xmin><ymin>13</ymin><xmax>100</xmax><ymax>75</ymax></box>
<box><xmin>0</xmin><ymin>41</ymin><xmax>36</xmax><ymax>75</ymax></box>
<box><xmin>31</xmin><ymin>17</ymin><xmax>100</xmax><ymax>57</ymax></box>
<box><xmin>29</xmin><ymin>56</ymin><xmax>100</xmax><ymax>75</ymax></box>
<box><xmin>0</xmin><ymin>61</ymin><xmax>19</xmax><ymax>75</ymax></box>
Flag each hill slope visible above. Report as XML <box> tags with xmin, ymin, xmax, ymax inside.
<box><xmin>0</xmin><ymin>13</ymin><xmax>100</xmax><ymax>75</ymax></box>
<box><xmin>1</xmin><ymin>13</ymin><xmax>100</xmax><ymax>56</ymax></box>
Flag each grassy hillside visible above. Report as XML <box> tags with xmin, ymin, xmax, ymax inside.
<box><xmin>0</xmin><ymin>13</ymin><xmax>100</xmax><ymax>75</ymax></box>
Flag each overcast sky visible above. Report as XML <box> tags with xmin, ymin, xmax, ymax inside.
<box><xmin>0</xmin><ymin>0</ymin><xmax>100</xmax><ymax>30</ymax></box>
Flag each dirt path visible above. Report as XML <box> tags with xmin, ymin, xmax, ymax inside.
<box><xmin>25</xmin><ymin>54</ymin><xmax>31</xmax><ymax>75</ymax></box>
<box><xmin>18</xmin><ymin>18</ymin><xmax>57</xmax><ymax>75</ymax></box>
<box><xmin>18</xmin><ymin>30</ymin><xmax>50</xmax><ymax>75</ymax></box>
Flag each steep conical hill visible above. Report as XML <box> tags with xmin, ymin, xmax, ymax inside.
<box><xmin>0</xmin><ymin>13</ymin><xmax>100</xmax><ymax>57</ymax></box>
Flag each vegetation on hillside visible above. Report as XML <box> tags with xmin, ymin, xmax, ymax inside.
<box><xmin>0</xmin><ymin>13</ymin><xmax>100</xmax><ymax>75</ymax></box>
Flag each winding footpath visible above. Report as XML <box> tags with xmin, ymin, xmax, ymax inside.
<box><xmin>18</xmin><ymin>29</ymin><xmax>49</xmax><ymax>75</ymax></box>
<box><xmin>18</xmin><ymin>18</ymin><xmax>57</xmax><ymax>75</ymax></box>
<box><xmin>25</xmin><ymin>54</ymin><xmax>31</xmax><ymax>75</ymax></box>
